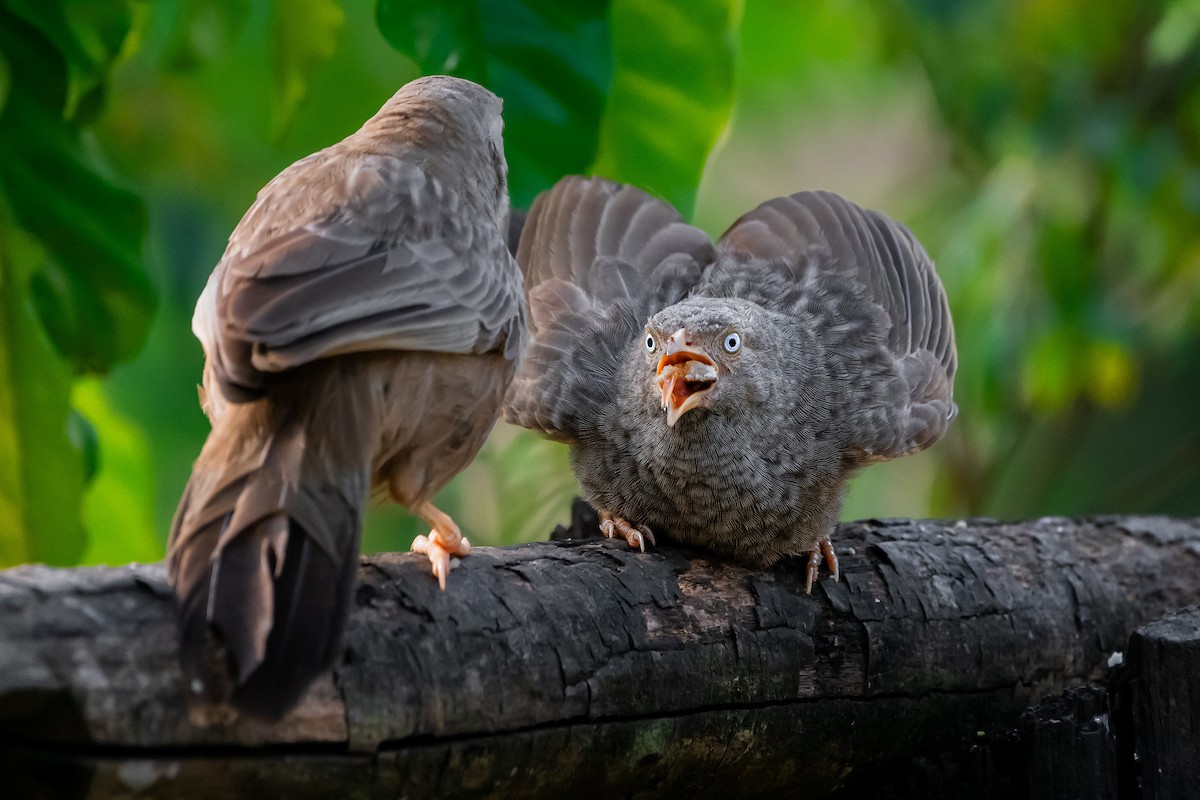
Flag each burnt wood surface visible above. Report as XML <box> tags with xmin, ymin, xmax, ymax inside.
<box><xmin>1019</xmin><ymin>685</ymin><xmax>1120</xmax><ymax>800</ymax></box>
<box><xmin>1</xmin><ymin>513</ymin><xmax>1198</xmax><ymax>799</ymax></box>
<box><xmin>1126</xmin><ymin>605</ymin><xmax>1200</xmax><ymax>800</ymax></box>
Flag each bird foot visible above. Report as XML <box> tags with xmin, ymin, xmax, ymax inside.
<box><xmin>411</xmin><ymin>501</ymin><xmax>471</xmax><ymax>590</ymax></box>
<box><xmin>805</xmin><ymin>534</ymin><xmax>840</xmax><ymax>594</ymax></box>
<box><xmin>599</xmin><ymin>511</ymin><xmax>656</xmax><ymax>553</ymax></box>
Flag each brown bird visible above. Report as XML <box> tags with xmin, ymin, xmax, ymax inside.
<box><xmin>505</xmin><ymin>176</ymin><xmax>955</xmax><ymax>590</ymax></box>
<box><xmin>168</xmin><ymin>76</ymin><xmax>525</xmax><ymax>719</ymax></box>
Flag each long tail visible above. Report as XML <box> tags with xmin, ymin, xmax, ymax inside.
<box><xmin>168</xmin><ymin>376</ymin><xmax>370</xmax><ymax>719</ymax></box>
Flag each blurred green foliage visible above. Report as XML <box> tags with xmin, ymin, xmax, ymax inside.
<box><xmin>883</xmin><ymin>0</ymin><xmax>1200</xmax><ymax>517</ymax></box>
<box><xmin>377</xmin><ymin>0</ymin><xmax>612</xmax><ymax>207</ymax></box>
<box><xmin>592</xmin><ymin>0</ymin><xmax>738</xmax><ymax>218</ymax></box>
<box><xmin>0</xmin><ymin>0</ymin><xmax>151</xmax><ymax>564</ymax></box>
<box><xmin>0</xmin><ymin>0</ymin><xmax>1197</xmax><ymax>568</ymax></box>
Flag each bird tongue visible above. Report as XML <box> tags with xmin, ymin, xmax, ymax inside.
<box><xmin>658</xmin><ymin>360</ymin><xmax>718</xmax><ymax>427</ymax></box>
<box><xmin>659</xmin><ymin>371</ymin><xmax>681</xmax><ymax>411</ymax></box>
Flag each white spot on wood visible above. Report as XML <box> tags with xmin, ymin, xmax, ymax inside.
<box><xmin>118</xmin><ymin>760</ymin><xmax>179</xmax><ymax>791</ymax></box>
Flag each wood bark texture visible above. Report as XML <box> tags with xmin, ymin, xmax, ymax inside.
<box><xmin>1</xmin><ymin>512</ymin><xmax>1198</xmax><ymax>799</ymax></box>
<box><xmin>1018</xmin><ymin>685</ymin><xmax>1119</xmax><ymax>800</ymax></box>
<box><xmin>1126</xmin><ymin>604</ymin><xmax>1200</xmax><ymax>800</ymax></box>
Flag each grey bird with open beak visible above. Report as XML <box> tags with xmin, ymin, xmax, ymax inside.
<box><xmin>169</xmin><ymin>76</ymin><xmax>525</xmax><ymax>720</ymax></box>
<box><xmin>505</xmin><ymin>176</ymin><xmax>955</xmax><ymax>590</ymax></box>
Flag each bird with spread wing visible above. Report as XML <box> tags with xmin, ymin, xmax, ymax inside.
<box><xmin>505</xmin><ymin>176</ymin><xmax>955</xmax><ymax>590</ymax></box>
<box><xmin>169</xmin><ymin>76</ymin><xmax>525</xmax><ymax>719</ymax></box>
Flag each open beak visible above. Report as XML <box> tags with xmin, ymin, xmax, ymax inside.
<box><xmin>656</xmin><ymin>328</ymin><xmax>719</xmax><ymax>427</ymax></box>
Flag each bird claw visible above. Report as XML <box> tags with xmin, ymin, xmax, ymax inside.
<box><xmin>410</xmin><ymin>500</ymin><xmax>471</xmax><ymax>590</ymax></box>
<box><xmin>411</xmin><ymin>531</ymin><xmax>471</xmax><ymax>590</ymax></box>
<box><xmin>599</xmin><ymin>513</ymin><xmax>655</xmax><ymax>553</ymax></box>
<box><xmin>805</xmin><ymin>534</ymin><xmax>840</xmax><ymax>595</ymax></box>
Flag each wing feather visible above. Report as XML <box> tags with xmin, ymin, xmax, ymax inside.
<box><xmin>713</xmin><ymin>190</ymin><xmax>957</xmax><ymax>458</ymax></box>
<box><xmin>200</xmin><ymin>151</ymin><xmax>524</xmax><ymax>400</ymax></box>
<box><xmin>504</xmin><ymin>176</ymin><xmax>716</xmax><ymax>441</ymax></box>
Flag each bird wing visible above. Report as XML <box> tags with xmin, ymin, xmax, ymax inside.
<box><xmin>504</xmin><ymin>176</ymin><xmax>717</xmax><ymax>441</ymax></box>
<box><xmin>711</xmin><ymin>190</ymin><xmax>957</xmax><ymax>459</ymax></box>
<box><xmin>195</xmin><ymin>149</ymin><xmax>525</xmax><ymax>401</ymax></box>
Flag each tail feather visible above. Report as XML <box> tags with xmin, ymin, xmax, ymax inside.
<box><xmin>169</xmin><ymin>394</ymin><xmax>368</xmax><ymax>720</ymax></box>
<box><xmin>227</xmin><ymin>523</ymin><xmax>359</xmax><ymax>718</ymax></box>
<box><xmin>205</xmin><ymin>513</ymin><xmax>289</xmax><ymax>685</ymax></box>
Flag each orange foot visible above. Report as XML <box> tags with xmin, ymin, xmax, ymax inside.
<box><xmin>410</xmin><ymin>500</ymin><xmax>472</xmax><ymax>590</ymax></box>
<box><xmin>599</xmin><ymin>511</ymin><xmax>656</xmax><ymax>553</ymax></box>
<box><xmin>805</xmin><ymin>533</ymin><xmax>840</xmax><ymax>595</ymax></box>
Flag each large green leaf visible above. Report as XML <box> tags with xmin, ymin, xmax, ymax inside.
<box><xmin>376</xmin><ymin>0</ymin><xmax>612</xmax><ymax>207</ymax></box>
<box><xmin>5</xmin><ymin>0</ymin><xmax>97</xmax><ymax>109</ymax></box>
<box><xmin>0</xmin><ymin>8</ymin><xmax>154</xmax><ymax>373</ymax></box>
<box><xmin>591</xmin><ymin>0</ymin><xmax>740</xmax><ymax>219</ymax></box>
<box><xmin>4</xmin><ymin>0</ymin><xmax>142</xmax><ymax>120</ymax></box>
<box><xmin>0</xmin><ymin>219</ymin><xmax>87</xmax><ymax>567</ymax></box>
<box><xmin>0</xmin><ymin>2</ymin><xmax>153</xmax><ymax>567</ymax></box>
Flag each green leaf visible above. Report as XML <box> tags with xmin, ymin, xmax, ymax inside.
<box><xmin>61</xmin><ymin>0</ymin><xmax>144</xmax><ymax>67</ymax></box>
<box><xmin>4</xmin><ymin>0</ymin><xmax>141</xmax><ymax>119</ymax></box>
<box><xmin>270</xmin><ymin>0</ymin><xmax>344</xmax><ymax>136</ymax></box>
<box><xmin>0</xmin><ymin>219</ymin><xmax>87</xmax><ymax>567</ymax></box>
<box><xmin>591</xmin><ymin>0</ymin><xmax>740</xmax><ymax>219</ymax></box>
<box><xmin>376</xmin><ymin>0</ymin><xmax>613</xmax><ymax>207</ymax></box>
<box><xmin>5</xmin><ymin>0</ymin><xmax>95</xmax><ymax>80</ymax></box>
<box><xmin>0</xmin><ymin>11</ymin><xmax>154</xmax><ymax>373</ymax></box>
<box><xmin>66</xmin><ymin>406</ymin><xmax>99</xmax><ymax>484</ymax></box>
<box><xmin>73</xmin><ymin>378</ymin><xmax>162</xmax><ymax>565</ymax></box>
<box><xmin>375</xmin><ymin>0</ymin><xmax>483</xmax><ymax>74</ymax></box>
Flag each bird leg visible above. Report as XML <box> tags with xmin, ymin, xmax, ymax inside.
<box><xmin>410</xmin><ymin>500</ymin><xmax>472</xmax><ymax>590</ymax></box>
<box><xmin>599</xmin><ymin>511</ymin><xmax>656</xmax><ymax>553</ymax></box>
<box><xmin>805</xmin><ymin>534</ymin><xmax>840</xmax><ymax>594</ymax></box>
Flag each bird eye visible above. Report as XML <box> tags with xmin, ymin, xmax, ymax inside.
<box><xmin>723</xmin><ymin>332</ymin><xmax>741</xmax><ymax>353</ymax></box>
<box><xmin>645</xmin><ymin>334</ymin><xmax>656</xmax><ymax>353</ymax></box>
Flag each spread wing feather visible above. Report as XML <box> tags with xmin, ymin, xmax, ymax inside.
<box><xmin>504</xmin><ymin>176</ymin><xmax>716</xmax><ymax>440</ymax></box>
<box><xmin>711</xmin><ymin>191</ymin><xmax>957</xmax><ymax>458</ymax></box>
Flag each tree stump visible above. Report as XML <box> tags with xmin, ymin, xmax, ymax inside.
<box><xmin>1126</xmin><ymin>605</ymin><xmax>1200</xmax><ymax>800</ymax></box>
<box><xmin>1019</xmin><ymin>685</ymin><xmax>1119</xmax><ymax>800</ymax></box>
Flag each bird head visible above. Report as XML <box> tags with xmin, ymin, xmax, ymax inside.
<box><xmin>644</xmin><ymin>298</ymin><xmax>776</xmax><ymax>428</ymax></box>
<box><xmin>371</xmin><ymin>76</ymin><xmax>509</xmax><ymax>220</ymax></box>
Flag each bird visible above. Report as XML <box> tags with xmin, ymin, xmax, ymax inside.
<box><xmin>505</xmin><ymin>176</ymin><xmax>955</xmax><ymax>591</ymax></box>
<box><xmin>167</xmin><ymin>75</ymin><xmax>525</xmax><ymax>720</ymax></box>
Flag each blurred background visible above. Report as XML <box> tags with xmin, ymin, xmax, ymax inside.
<box><xmin>1</xmin><ymin>0</ymin><xmax>1198</xmax><ymax>568</ymax></box>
